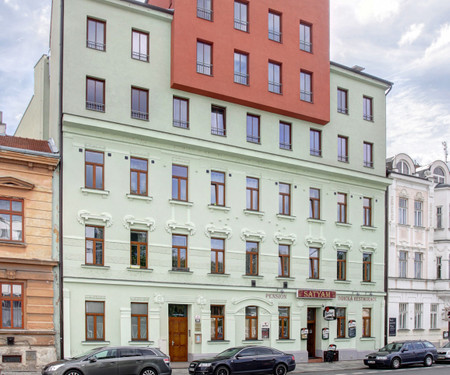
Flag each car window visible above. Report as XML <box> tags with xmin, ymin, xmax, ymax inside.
<box><xmin>140</xmin><ymin>349</ymin><xmax>156</xmax><ymax>356</ymax></box>
<box><xmin>403</xmin><ymin>343</ymin><xmax>412</xmax><ymax>351</ymax></box>
<box><xmin>412</xmin><ymin>342</ymin><xmax>424</xmax><ymax>350</ymax></box>
<box><xmin>120</xmin><ymin>349</ymin><xmax>142</xmax><ymax>358</ymax></box>
<box><xmin>423</xmin><ymin>341</ymin><xmax>436</xmax><ymax>349</ymax></box>
<box><xmin>93</xmin><ymin>349</ymin><xmax>117</xmax><ymax>360</ymax></box>
<box><xmin>238</xmin><ymin>349</ymin><xmax>257</xmax><ymax>357</ymax></box>
<box><xmin>255</xmin><ymin>348</ymin><xmax>274</xmax><ymax>355</ymax></box>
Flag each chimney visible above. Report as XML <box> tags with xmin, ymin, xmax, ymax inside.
<box><xmin>0</xmin><ymin>112</ymin><xmax>6</xmax><ymax>135</ymax></box>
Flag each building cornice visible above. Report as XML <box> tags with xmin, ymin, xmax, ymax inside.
<box><xmin>0</xmin><ymin>149</ymin><xmax>59</xmax><ymax>170</ymax></box>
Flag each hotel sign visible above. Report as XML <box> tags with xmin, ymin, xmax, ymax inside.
<box><xmin>297</xmin><ymin>289</ymin><xmax>336</xmax><ymax>299</ymax></box>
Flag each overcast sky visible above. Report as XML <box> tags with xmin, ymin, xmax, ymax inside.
<box><xmin>0</xmin><ymin>0</ymin><xmax>449</xmax><ymax>165</ymax></box>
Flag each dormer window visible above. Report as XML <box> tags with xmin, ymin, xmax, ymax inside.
<box><xmin>396</xmin><ymin>160</ymin><xmax>410</xmax><ymax>175</ymax></box>
<box><xmin>433</xmin><ymin>167</ymin><xmax>445</xmax><ymax>184</ymax></box>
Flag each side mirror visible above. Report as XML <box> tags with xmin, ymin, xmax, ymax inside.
<box><xmin>401</xmin><ymin>348</ymin><xmax>408</xmax><ymax>353</ymax></box>
<box><xmin>89</xmin><ymin>357</ymin><xmax>98</xmax><ymax>363</ymax></box>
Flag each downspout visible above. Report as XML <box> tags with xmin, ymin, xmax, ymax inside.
<box><xmin>58</xmin><ymin>0</ymin><xmax>65</xmax><ymax>359</ymax></box>
<box><xmin>384</xmin><ymin>183</ymin><xmax>389</xmax><ymax>345</ymax></box>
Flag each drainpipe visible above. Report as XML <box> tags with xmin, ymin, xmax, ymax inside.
<box><xmin>384</xmin><ymin>175</ymin><xmax>389</xmax><ymax>346</ymax></box>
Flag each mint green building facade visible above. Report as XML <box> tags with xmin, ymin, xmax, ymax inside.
<box><xmin>17</xmin><ymin>0</ymin><xmax>392</xmax><ymax>362</ymax></box>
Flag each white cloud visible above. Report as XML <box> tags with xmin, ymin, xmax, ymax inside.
<box><xmin>340</xmin><ymin>0</ymin><xmax>402</xmax><ymax>24</ymax></box>
<box><xmin>424</xmin><ymin>23</ymin><xmax>450</xmax><ymax>57</ymax></box>
<box><xmin>398</xmin><ymin>23</ymin><xmax>424</xmax><ymax>46</ymax></box>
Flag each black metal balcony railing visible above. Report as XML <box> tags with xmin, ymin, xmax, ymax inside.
<box><xmin>197</xmin><ymin>7</ymin><xmax>212</xmax><ymax>21</ymax></box>
<box><xmin>269</xmin><ymin>30</ymin><xmax>282</xmax><ymax>42</ymax></box>
<box><xmin>234</xmin><ymin>72</ymin><xmax>249</xmax><ymax>85</ymax></box>
<box><xmin>132</xmin><ymin>51</ymin><xmax>149</xmax><ymax>62</ymax></box>
<box><xmin>87</xmin><ymin>40</ymin><xmax>105</xmax><ymax>51</ymax></box>
<box><xmin>211</xmin><ymin>127</ymin><xmax>226</xmax><ymax>136</ymax></box>
<box><xmin>197</xmin><ymin>62</ymin><xmax>212</xmax><ymax>76</ymax></box>
<box><xmin>234</xmin><ymin>18</ymin><xmax>248</xmax><ymax>32</ymax></box>
<box><xmin>269</xmin><ymin>81</ymin><xmax>282</xmax><ymax>94</ymax></box>
<box><xmin>131</xmin><ymin>110</ymin><xmax>149</xmax><ymax>121</ymax></box>
<box><xmin>86</xmin><ymin>101</ymin><xmax>105</xmax><ymax>112</ymax></box>
<box><xmin>300</xmin><ymin>40</ymin><xmax>312</xmax><ymax>52</ymax></box>
<box><xmin>173</xmin><ymin>120</ymin><xmax>189</xmax><ymax>129</ymax></box>
<box><xmin>301</xmin><ymin>90</ymin><xmax>313</xmax><ymax>102</ymax></box>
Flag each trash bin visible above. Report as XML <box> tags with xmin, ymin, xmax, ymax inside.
<box><xmin>324</xmin><ymin>344</ymin><xmax>338</xmax><ymax>362</ymax></box>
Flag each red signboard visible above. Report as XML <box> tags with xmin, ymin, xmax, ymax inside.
<box><xmin>297</xmin><ymin>289</ymin><xmax>336</xmax><ymax>299</ymax></box>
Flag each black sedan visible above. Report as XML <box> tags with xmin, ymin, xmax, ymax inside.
<box><xmin>41</xmin><ymin>346</ymin><xmax>171</xmax><ymax>375</ymax></box>
<box><xmin>189</xmin><ymin>346</ymin><xmax>296</xmax><ymax>375</ymax></box>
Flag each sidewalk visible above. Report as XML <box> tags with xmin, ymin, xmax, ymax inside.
<box><xmin>171</xmin><ymin>360</ymin><xmax>365</xmax><ymax>374</ymax></box>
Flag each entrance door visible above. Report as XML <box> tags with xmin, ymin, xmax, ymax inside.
<box><xmin>169</xmin><ymin>304</ymin><xmax>188</xmax><ymax>362</ymax></box>
<box><xmin>307</xmin><ymin>308</ymin><xmax>316</xmax><ymax>358</ymax></box>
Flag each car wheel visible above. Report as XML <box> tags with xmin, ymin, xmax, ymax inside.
<box><xmin>141</xmin><ymin>368</ymin><xmax>158</xmax><ymax>375</ymax></box>
<box><xmin>390</xmin><ymin>357</ymin><xmax>401</xmax><ymax>369</ymax></box>
<box><xmin>274</xmin><ymin>364</ymin><xmax>287</xmax><ymax>375</ymax></box>
<box><xmin>65</xmin><ymin>370</ymin><xmax>83</xmax><ymax>375</ymax></box>
<box><xmin>423</xmin><ymin>355</ymin><xmax>433</xmax><ymax>367</ymax></box>
<box><xmin>215</xmin><ymin>365</ymin><xmax>230</xmax><ymax>375</ymax></box>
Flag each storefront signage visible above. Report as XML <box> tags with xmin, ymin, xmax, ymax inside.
<box><xmin>261</xmin><ymin>322</ymin><xmax>270</xmax><ymax>329</ymax></box>
<box><xmin>348</xmin><ymin>320</ymin><xmax>356</xmax><ymax>338</ymax></box>
<box><xmin>265</xmin><ymin>293</ymin><xmax>287</xmax><ymax>299</ymax></box>
<box><xmin>338</xmin><ymin>295</ymin><xmax>376</xmax><ymax>302</ymax></box>
<box><xmin>389</xmin><ymin>318</ymin><xmax>396</xmax><ymax>337</ymax></box>
<box><xmin>323</xmin><ymin>306</ymin><xmax>336</xmax><ymax>321</ymax></box>
<box><xmin>297</xmin><ymin>289</ymin><xmax>336</xmax><ymax>299</ymax></box>
<box><xmin>262</xmin><ymin>328</ymin><xmax>270</xmax><ymax>339</ymax></box>
<box><xmin>301</xmin><ymin>328</ymin><xmax>308</xmax><ymax>340</ymax></box>
<box><xmin>322</xmin><ymin>328</ymin><xmax>329</xmax><ymax>340</ymax></box>
<box><xmin>443</xmin><ymin>331</ymin><xmax>449</xmax><ymax>340</ymax></box>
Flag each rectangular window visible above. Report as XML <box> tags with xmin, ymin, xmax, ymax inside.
<box><xmin>399</xmin><ymin>251</ymin><xmax>407</xmax><ymax>278</ymax></box>
<box><xmin>131</xmin><ymin>303</ymin><xmax>148</xmax><ymax>341</ymax></box>
<box><xmin>399</xmin><ymin>303</ymin><xmax>408</xmax><ymax>329</ymax></box>
<box><xmin>131</xmin><ymin>30</ymin><xmax>149</xmax><ymax>62</ymax></box>
<box><xmin>211</xmin><ymin>305</ymin><xmax>224</xmax><ymax>340</ymax></box>
<box><xmin>279</xmin><ymin>183</ymin><xmax>291</xmax><ymax>216</ymax></box>
<box><xmin>363</xmin><ymin>142</ymin><xmax>373</xmax><ymax>167</ymax></box>
<box><xmin>197</xmin><ymin>0</ymin><xmax>212</xmax><ymax>21</ymax></box>
<box><xmin>172</xmin><ymin>234</ymin><xmax>188</xmax><ymax>270</ymax></box>
<box><xmin>278</xmin><ymin>244</ymin><xmax>290</xmax><ymax>277</ymax></box>
<box><xmin>234</xmin><ymin>1</ymin><xmax>248</xmax><ymax>32</ymax></box>
<box><xmin>363</xmin><ymin>96</ymin><xmax>373</xmax><ymax>121</ymax></box>
<box><xmin>337</xmin><ymin>88</ymin><xmax>348</xmax><ymax>114</ymax></box>
<box><xmin>309</xmin><ymin>188</ymin><xmax>320</xmax><ymax>219</ymax></box>
<box><xmin>268</xmin><ymin>62</ymin><xmax>282</xmax><ymax>94</ymax></box>
<box><xmin>246</xmin><ymin>177</ymin><xmax>259</xmax><ymax>211</ymax></box>
<box><xmin>245</xmin><ymin>306</ymin><xmax>258</xmax><ymax>340</ymax></box>
<box><xmin>172</xmin><ymin>165</ymin><xmax>188</xmax><ymax>201</ymax></box>
<box><xmin>278</xmin><ymin>307</ymin><xmax>289</xmax><ymax>339</ymax></box>
<box><xmin>0</xmin><ymin>283</ymin><xmax>23</xmax><ymax>329</ymax></box>
<box><xmin>268</xmin><ymin>11</ymin><xmax>281</xmax><ymax>42</ymax></box>
<box><xmin>130</xmin><ymin>230</ymin><xmax>147</xmax><ymax>269</ymax></box>
<box><xmin>131</xmin><ymin>87</ymin><xmax>149</xmax><ymax>121</ymax></box>
<box><xmin>309</xmin><ymin>247</ymin><xmax>320</xmax><ymax>279</ymax></box>
<box><xmin>246</xmin><ymin>241</ymin><xmax>258</xmax><ymax>276</ymax></box>
<box><xmin>86</xmin><ymin>77</ymin><xmax>105</xmax><ymax>112</ymax></box>
<box><xmin>197</xmin><ymin>41</ymin><xmax>212</xmax><ymax>75</ymax></box>
<box><xmin>86</xmin><ymin>301</ymin><xmax>105</xmax><ymax>341</ymax></box>
<box><xmin>211</xmin><ymin>171</ymin><xmax>225</xmax><ymax>206</ymax></box>
<box><xmin>337</xmin><ymin>193</ymin><xmax>347</xmax><ymax>223</ymax></box>
<box><xmin>337</xmin><ymin>251</ymin><xmax>346</xmax><ymax>281</ymax></box>
<box><xmin>211</xmin><ymin>105</ymin><xmax>226</xmax><ymax>136</ymax></box>
<box><xmin>173</xmin><ymin>97</ymin><xmax>189</xmax><ymax>129</ymax></box>
<box><xmin>310</xmin><ymin>129</ymin><xmax>321</xmax><ymax>156</ymax></box>
<box><xmin>246</xmin><ymin>114</ymin><xmax>260</xmax><ymax>143</ymax></box>
<box><xmin>363</xmin><ymin>197</ymin><xmax>372</xmax><ymax>226</ymax></box>
<box><xmin>299</xmin><ymin>22</ymin><xmax>312</xmax><ymax>52</ymax></box>
<box><xmin>279</xmin><ymin>122</ymin><xmax>291</xmax><ymax>150</ymax></box>
<box><xmin>414</xmin><ymin>303</ymin><xmax>423</xmax><ymax>329</ymax></box>
<box><xmin>399</xmin><ymin>198</ymin><xmax>408</xmax><ymax>225</ymax></box>
<box><xmin>337</xmin><ymin>135</ymin><xmax>348</xmax><ymax>162</ymax></box>
<box><xmin>414</xmin><ymin>252</ymin><xmax>423</xmax><ymax>279</ymax></box>
<box><xmin>430</xmin><ymin>304</ymin><xmax>438</xmax><ymax>329</ymax></box>
<box><xmin>85</xmin><ymin>150</ymin><xmax>104</xmax><ymax>190</ymax></box>
<box><xmin>211</xmin><ymin>238</ymin><xmax>225</xmax><ymax>274</ymax></box>
<box><xmin>363</xmin><ymin>253</ymin><xmax>371</xmax><ymax>282</ymax></box>
<box><xmin>87</xmin><ymin>17</ymin><xmax>105</xmax><ymax>51</ymax></box>
<box><xmin>336</xmin><ymin>307</ymin><xmax>346</xmax><ymax>338</ymax></box>
<box><xmin>414</xmin><ymin>200</ymin><xmax>423</xmax><ymax>226</ymax></box>
<box><xmin>85</xmin><ymin>226</ymin><xmax>104</xmax><ymax>266</ymax></box>
<box><xmin>130</xmin><ymin>157</ymin><xmax>148</xmax><ymax>196</ymax></box>
<box><xmin>300</xmin><ymin>71</ymin><xmax>312</xmax><ymax>102</ymax></box>
<box><xmin>437</xmin><ymin>206</ymin><xmax>443</xmax><ymax>228</ymax></box>
<box><xmin>0</xmin><ymin>198</ymin><xmax>23</xmax><ymax>242</ymax></box>
<box><xmin>234</xmin><ymin>52</ymin><xmax>249</xmax><ymax>85</ymax></box>
<box><xmin>362</xmin><ymin>308</ymin><xmax>371</xmax><ymax>337</ymax></box>
<box><xmin>436</xmin><ymin>257</ymin><xmax>442</xmax><ymax>279</ymax></box>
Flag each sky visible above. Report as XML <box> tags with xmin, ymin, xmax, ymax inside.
<box><xmin>0</xmin><ymin>0</ymin><xmax>449</xmax><ymax>166</ymax></box>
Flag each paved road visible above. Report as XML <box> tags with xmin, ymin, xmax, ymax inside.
<box><xmin>298</xmin><ymin>363</ymin><xmax>449</xmax><ymax>375</ymax></box>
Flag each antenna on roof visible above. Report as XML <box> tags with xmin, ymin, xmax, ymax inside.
<box><xmin>443</xmin><ymin>141</ymin><xmax>448</xmax><ymax>163</ymax></box>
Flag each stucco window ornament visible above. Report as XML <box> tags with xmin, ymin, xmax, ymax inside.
<box><xmin>196</xmin><ymin>296</ymin><xmax>207</xmax><ymax>307</ymax></box>
<box><xmin>414</xmin><ymin>192</ymin><xmax>424</xmax><ymax>201</ymax></box>
<box><xmin>399</xmin><ymin>189</ymin><xmax>408</xmax><ymax>198</ymax></box>
<box><xmin>360</xmin><ymin>242</ymin><xmax>377</xmax><ymax>253</ymax></box>
<box><xmin>123</xmin><ymin>215</ymin><xmax>155</xmax><ymax>231</ymax></box>
<box><xmin>304</xmin><ymin>236</ymin><xmax>326</xmax><ymax>248</ymax></box>
<box><xmin>165</xmin><ymin>220</ymin><xmax>196</xmax><ymax>235</ymax></box>
<box><xmin>204</xmin><ymin>224</ymin><xmax>232</xmax><ymax>239</ymax></box>
<box><xmin>333</xmin><ymin>239</ymin><xmax>353</xmax><ymax>251</ymax></box>
<box><xmin>153</xmin><ymin>293</ymin><xmax>165</xmax><ymax>305</ymax></box>
<box><xmin>232</xmin><ymin>296</ymin><xmax>274</xmax><ymax>307</ymax></box>
<box><xmin>240</xmin><ymin>228</ymin><xmax>266</xmax><ymax>242</ymax></box>
<box><xmin>85</xmin><ymin>295</ymin><xmax>106</xmax><ymax>301</ymax></box>
<box><xmin>77</xmin><ymin>210</ymin><xmax>113</xmax><ymax>227</ymax></box>
<box><xmin>273</xmin><ymin>232</ymin><xmax>297</xmax><ymax>245</ymax></box>
<box><xmin>0</xmin><ymin>177</ymin><xmax>34</xmax><ymax>190</ymax></box>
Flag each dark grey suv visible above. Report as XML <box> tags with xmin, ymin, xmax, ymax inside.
<box><xmin>364</xmin><ymin>341</ymin><xmax>438</xmax><ymax>369</ymax></box>
<box><xmin>41</xmin><ymin>346</ymin><xmax>171</xmax><ymax>375</ymax></box>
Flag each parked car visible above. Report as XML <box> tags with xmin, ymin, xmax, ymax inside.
<box><xmin>41</xmin><ymin>346</ymin><xmax>171</xmax><ymax>375</ymax></box>
<box><xmin>363</xmin><ymin>340</ymin><xmax>438</xmax><ymax>369</ymax></box>
<box><xmin>437</xmin><ymin>341</ymin><xmax>450</xmax><ymax>362</ymax></box>
<box><xmin>189</xmin><ymin>346</ymin><xmax>295</xmax><ymax>375</ymax></box>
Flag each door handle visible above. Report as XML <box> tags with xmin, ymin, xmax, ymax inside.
<box><xmin>172</xmin><ymin>340</ymin><xmax>175</xmax><ymax>346</ymax></box>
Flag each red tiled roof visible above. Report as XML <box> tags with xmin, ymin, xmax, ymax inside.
<box><xmin>0</xmin><ymin>135</ymin><xmax>52</xmax><ymax>153</ymax></box>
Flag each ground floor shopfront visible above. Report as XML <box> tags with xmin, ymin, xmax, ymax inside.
<box><xmin>63</xmin><ymin>279</ymin><xmax>385</xmax><ymax>362</ymax></box>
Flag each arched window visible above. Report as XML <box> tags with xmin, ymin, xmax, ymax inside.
<box><xmin>396</xmin><ymin>160</ymin><xmax>410</xmax><ymax>175</ymax></box>
<box><xmin>433</xmin><ymin>167</ymin><xmax>445</xmax><ymax>184</ymax></box>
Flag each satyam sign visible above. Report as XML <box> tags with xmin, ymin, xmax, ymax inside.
<box><xmin>297</xmin><ymin>289</ymin><xmax>336</xmax><ymax>299</ymax></box>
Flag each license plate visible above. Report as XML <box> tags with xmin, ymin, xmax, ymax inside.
<box><xmin>368</xmin><ymin>361</ymin><xmax>375</xmax><ymax>364</ymax></box>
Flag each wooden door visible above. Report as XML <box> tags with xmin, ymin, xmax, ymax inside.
<box><xmin>169</xmin><ymin>317</ymin><xmax>188</xmax><ymax>362</ymax></box>
<box><xmin>307</xmin><ymin>308</ymin><xmax>316</xmax><ymax>358</ymax></box>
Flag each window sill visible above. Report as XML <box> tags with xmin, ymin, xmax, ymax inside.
<box><xmin>208</xmin><ymin>204</ymin><xmax>231</xmax><ymax>212</ymax></box>
<box><xmin>276</xmin><ymin>339</ymin><xmax>295</xmax><ymax>343</ymax></box>
<box><xmin>126</xmin><ymin>194</ymin><xmax>153</xmax><ymax>202</ymax></box>
<box><xmin>243</xmin><ymin>209</ymin><xmax>265</xmax><ymax>217</ymax></box>
<box><xmin>310</xmin><ymin>153</ymin><xmax>322</xmax><ymax>157</ymax></box>
<box><xmin>207</xmin><ymin>273</ymin><xmax>230</xmax><ymax>277</ymax></box>
<box><xmin>360</xmin><ymin>281</ymin><xmax>376</xmax><ymax>285</ymax></box>
<box><xmin>0</xmin><ymin>240</ymin><xmax>26</xmax><ymax>247</ymax></box>
<box><xmin>360</xmin><ymin>337</ymin><xmax>375</xmax><ymax>341</ymax></box>
<box><xmin>276</xmin><ymin>214</ymin><xmax>296</xmax><ymax>221</ymax></box>
<box><xmin>413</xmin><ymin>329</ymin><xmax>425</xmax><ymax>331</ymax></box>
<box><xmin>398</xmin><ymin>223</ymin><xmax>410</xmax><ymax>227</ymax></box>
<box><xmin>242</xmin><ymin>339</ymin><xmax>263</xmax><ymax>343</ymax></box>
<box><xmin>335</xmin><ymin>337</ymin><xmax>351</xmax><ymax>341</ymax></box>
<box><xmin>307</xmin><ymin>218</ymin><xmax>325</xmax><ymax>224</ymax></box>
<box><xmin>413</xmin><ymin>226</ymin><xmax>425</xmax><ymax>230</ymax></box>
<box><xmin>363</xmin><ymin>165</ymin><xmax>374</xmax><ymax>169</ymax></box>
<box><xmin>307</xmin><ymin>278</ymin><xmax>324</xmax><ymax>283</ymax></box>
<box><xmin>334</xmin><ymin>280</ymin><xmax>351</xmax><ymax>284</ymax></box>
<box><xmin>336</xmin><ymin>222</ymin><xmax>352</xmax><ymax>228</ymax></box>
<box><xmin>396</xmin><ymin>329</ymin><xmax>410</xmax><ymax>332</ymax></box>
<box><xmin>81</xmin><ymin>264</ymin><xmax>110</xmax><ymax>270</ymax></box>
<box><xmin>81</xmin><ymin>187</ymin><xmax>110</xmax><ymax>197</ymax></box>
<box><xmin>429</xmin><ymin>328</ymin><xmax>441</xmax><ymax>331</ymax></box>
<box><xmin>169</xmin><ymin>269</ymin><xmax>193</xmax><ymax>274</ymax></box>
<box><xmin>82</xmin><ymin>341</ymin><xmax>110</xmax><ymax>345</ymax></box>
<box><xmin>276</xmin><ymin>276</ymin><xmax>295</xmax><ymax>281</ymax></box>
<box><xmin>361</xmin><ymin>225</ymin><xmax>377</xmax><ymax>231</ymax></box>
<box><xmin>128</xmin><ymin>340</ymin><xmax>154</xmax><ymax>345</ymax></box>
<box><xmin>127</xmin><ymin>267</ymin><xmax>153</xmax><ymax>273</ymax></box>
<box><xmin>207</xmin><ymin>340</ymin><xmax>231</xmax><ymax>344</ymax></box>
<box><xmin>169</xmin><ymin>199</ymin><xmax>193</xmax><ymax>207</ymax></box>
<box><xmin>242</xmin><ymin>275</ymin><xmax>263</xmax><ymax>279</ymax></box>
